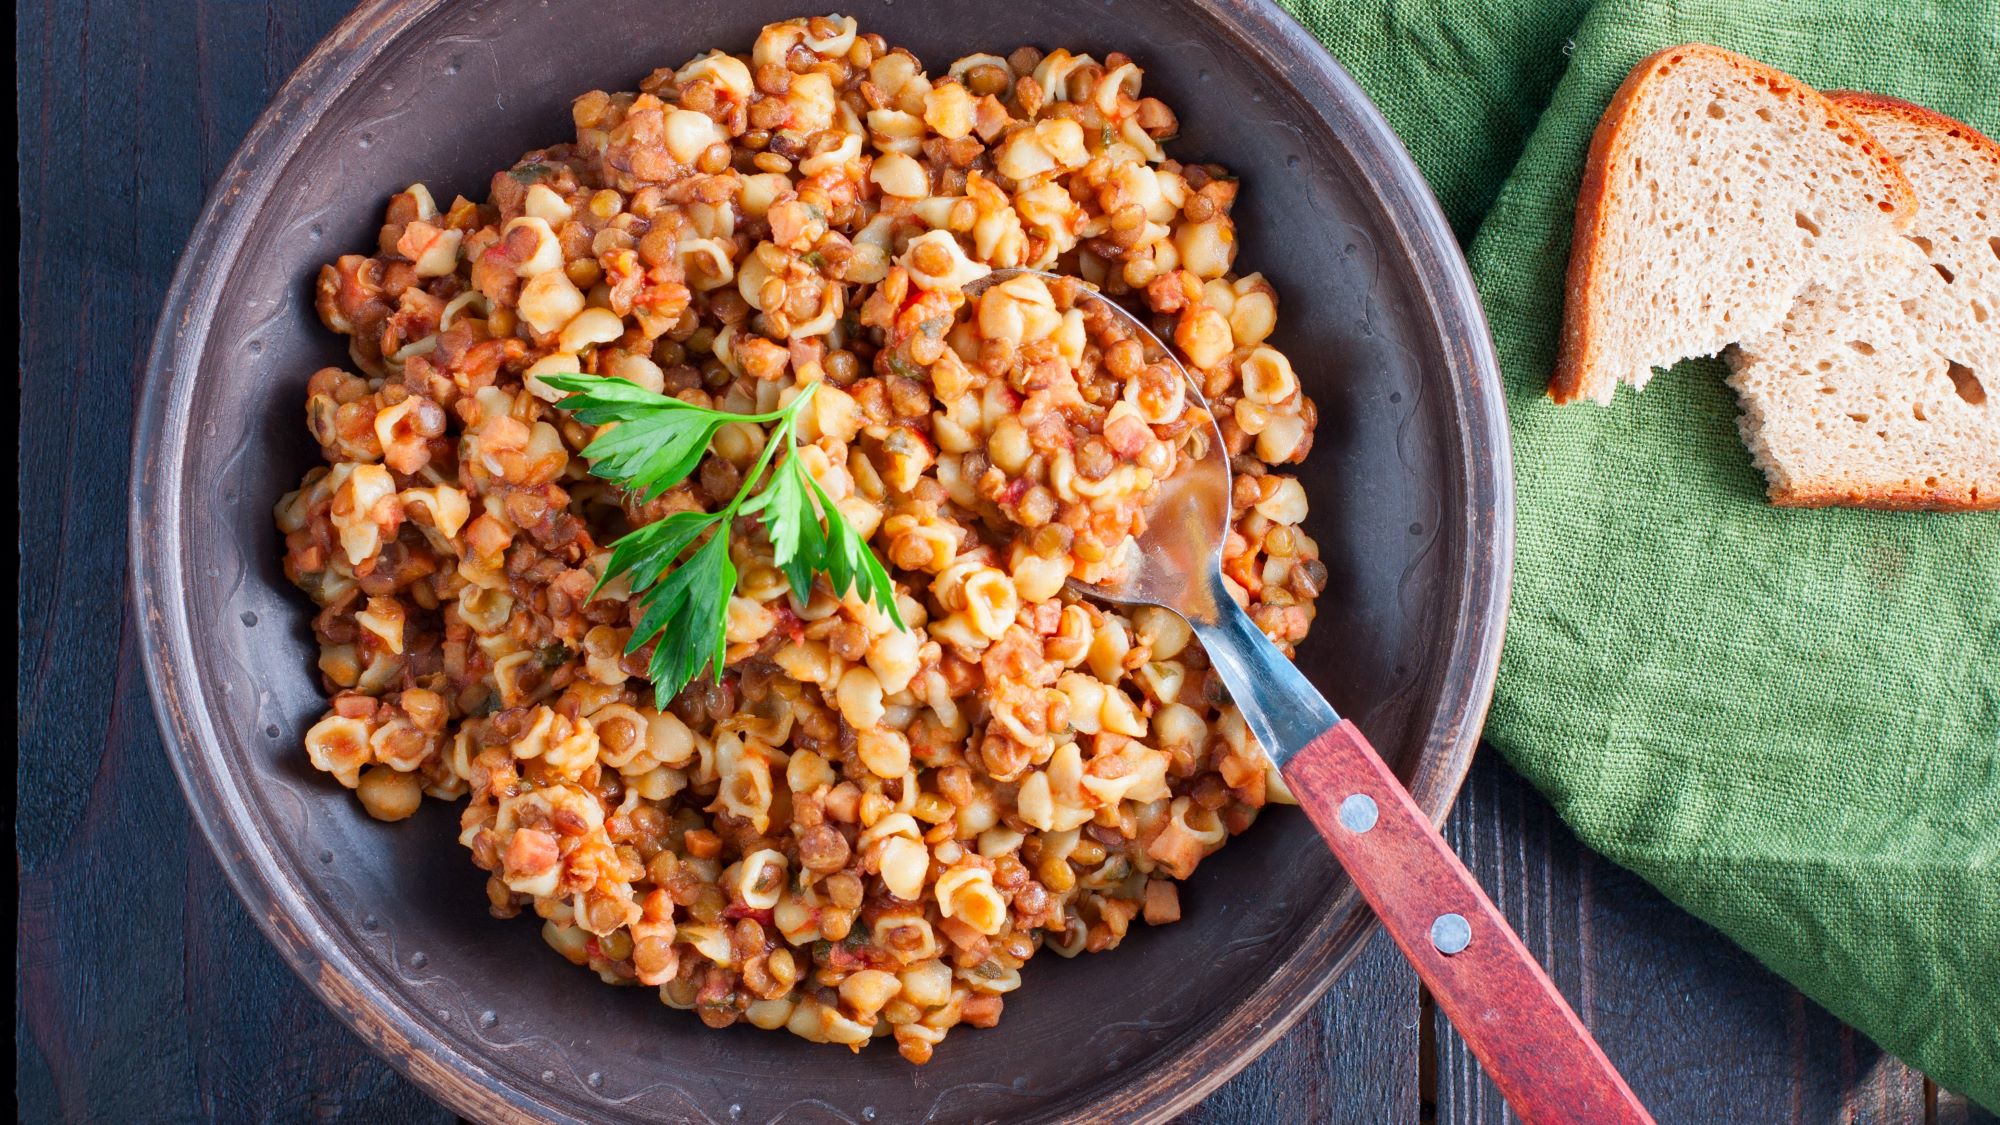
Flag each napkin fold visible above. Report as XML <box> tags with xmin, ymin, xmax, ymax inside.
<box><xmin>1284</xmin><ymin>0</ymin><xmax>2000</xmax><ymax>1105</ymax></box>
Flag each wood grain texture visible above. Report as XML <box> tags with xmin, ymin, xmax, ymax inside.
<box><xmin>1180</xmin><ymin>931</ymin><xmax>1423</xmax><ymax>1125</ymax></box>
<box><xmin>15</xmin><ymin>0</ymin><xmax>1990</xmax><ymax>1122</ymax></box>
<box><xmin>15</xmin><ymin>1</ymin><xmax>447</xmax><ymax>1121</ymax></box>
<box><xmin>1938</xmin><ymin>1088</ymin><xmax>2000</xmax><ymax>1125</ymax></box>
<box><xmin>1432</xmin><ymin>750</ymin><xmax>1992</xmax><ymax>1125</ymax></box>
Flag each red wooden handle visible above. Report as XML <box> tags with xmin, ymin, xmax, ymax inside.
<box><xmin>1282</xmin><ymin>720</ymin><xmax>1654</xmax><ymax>1125</ymax></box>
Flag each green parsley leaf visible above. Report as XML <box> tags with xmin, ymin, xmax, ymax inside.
<box><xmin>804</xmin><ymin>470</ymin><xmax>906</xmax><ymax>632</ymax></box>
<box><xmin>747</xmin><ymin>456</ymin><xmax>823</xmax><ymax>602</ymax></box>
<box><xmin>548</xmin><ymin>372</ymin><xmax>908</xmax><ymax>705</ymax></box>
<box><xmin>599</xmin><ymin>509</ymin><xmax>723</xmax><ymax>598</ymax></box>
<box><xmin>632</xmin><ymin>525</ymin><xmax>736</xmax><ymax>708</ymax></box>
<box><xmin>542</xmin><ymin>374</ymin><xmax>751</xmax><ymax>501</ymax></box>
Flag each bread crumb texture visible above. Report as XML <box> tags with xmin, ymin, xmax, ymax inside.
<box><xmin>1727</xmin><ymin>95</ymin><xmax>1999</xmax><ymax>509</ymax></box>
<box><xmin>1555</xmin><ymin>44</ymin><xmax>1914</xmax><ymax>405</ymax></box>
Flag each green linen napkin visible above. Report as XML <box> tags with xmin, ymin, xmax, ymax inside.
<box><xmin>1283</xmin><ymin>0</ymin><xmax>2000</xmax><ymax>1106</ymax></box>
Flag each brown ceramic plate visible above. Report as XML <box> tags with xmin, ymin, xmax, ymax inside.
<box><xmin>130</xmin><ymin>1</ymin><xmax>1511</xmax><ymax>1120</ymax></box>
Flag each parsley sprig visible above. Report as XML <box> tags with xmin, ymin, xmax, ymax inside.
<box><xmin>542</xmin><ymin>373</ymin><xmax>906</xmax><ymax>707</ymax></box>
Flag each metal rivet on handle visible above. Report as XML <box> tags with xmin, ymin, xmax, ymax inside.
<box><xmin>1337</xmin><ymin>793</ymin><xmax>1378</xmax><ymax>833</ymax></box>
<box><xmin>1431</xmin><ymin>913</ymin><xmax>1472</xmax><ymax>955</ymax></box>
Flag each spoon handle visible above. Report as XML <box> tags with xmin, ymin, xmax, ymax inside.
<box><xmin>1192</xmin><ymin>596</ymin><xmax>1652</xmax><ymax>1125</ymax></box>
<box><xmin>1283</xmin><ymin>721</ymin><xmax>1653</xmax><ymax>1125</ymax></box>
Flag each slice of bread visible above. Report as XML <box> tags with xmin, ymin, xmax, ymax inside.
<box><xmin>1551</xmin><ymin>44</ymin><xmax>1917</xmax><ymax>405</ymax></box>
<box><xmin>1725</xmin><ymin>95</ymin><xmax>1999</xmax><ymax>509</ymax></box>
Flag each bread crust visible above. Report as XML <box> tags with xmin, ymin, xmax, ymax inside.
<box><xmin>1776</xmin><ymin>92</ymin><xmax>2000</xmax><ymax>512</ymax></box>
<box><xmin>1771</xmin><ymin>481</ymin><xmax>1997</xmax><ymax>510</ymax></box>
<box><xmin>1549</xmin><ymin>44</ymin><xmax>1919</xmax><ymax>405</ymax></box>
<box><xmin>1826</xmin><ymin>90</ymin><xmax>2000</xmax><ymax>170</ymax></box>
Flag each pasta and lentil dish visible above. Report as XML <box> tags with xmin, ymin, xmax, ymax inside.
<box><xmin>277</xmin><ymin>15</ymin><xmax>1323</xmax><ymax>1062</ymax></box>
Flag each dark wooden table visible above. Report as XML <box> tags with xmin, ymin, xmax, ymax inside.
<box><xmin>16</xmin><ymin>3</ymin><xmax>1995</xmax><ymax>1122</ymax></box>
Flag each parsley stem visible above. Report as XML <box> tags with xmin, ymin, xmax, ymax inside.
<box><xmin>545</xmin><ymin>373</ymin><xmax>901</xmax><ymax>703</ymax></box>
<box><xmin>732</xmin><ymin>382</ymin><xmax>817</xmax><ymax>520</ymax></box>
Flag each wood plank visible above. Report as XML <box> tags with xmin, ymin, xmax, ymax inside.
<box><xmin>1933</xmin><ymin>1082</ymin><xmax>2000</xmax><ymax>1125</ymax></box>
<box><xmin>15</xmin><ymin>0</ymin><xmax>1422</xmax><ymax>1115</ymax></box>
<box><xmin>14</xmin><ymin>0</ymin><xmax>447</xmax><ymax>1120</ymax></box>
<box><xmin>1180</xmin><ymin>929</ymin><xmax>1423</xmax><ymax>1124</ymax></box>
<box><xmin>17</xmin><ymin>0</ymin><xmax>1987</xmax><ymax>1120</ymax></box>
<box><xmin>1433</xmin><ymin>747</ymin><xmax>1931</xmax><ymax>1125</ymax></box>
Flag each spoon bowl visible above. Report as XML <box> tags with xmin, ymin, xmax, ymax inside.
<box><xmin>963</xmin><ymin>267</ymin><xmax>1656</xmax><ymax>1125</ymax></box>
<box><xmin>961</xmin><ymin>268</ymin><xmax>1237</xmax><ymax>619</ymax></box>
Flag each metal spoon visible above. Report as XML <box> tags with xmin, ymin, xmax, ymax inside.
<box><xmin>966</xmin><ymin>269</ymin><xmax>1653</xmax><ymax>1125</ymax></box>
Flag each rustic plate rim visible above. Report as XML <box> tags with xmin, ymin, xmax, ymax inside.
<box><xmin>127</xmin><ymin>0</ymin><xmax>1513</xmax><ymax>1120</ymax></box>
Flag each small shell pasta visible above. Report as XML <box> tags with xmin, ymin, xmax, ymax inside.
<box><xmin>282</xmin><ymin>14</ymin><xmax>1322</xmax><ymax>1069</ymax></box>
